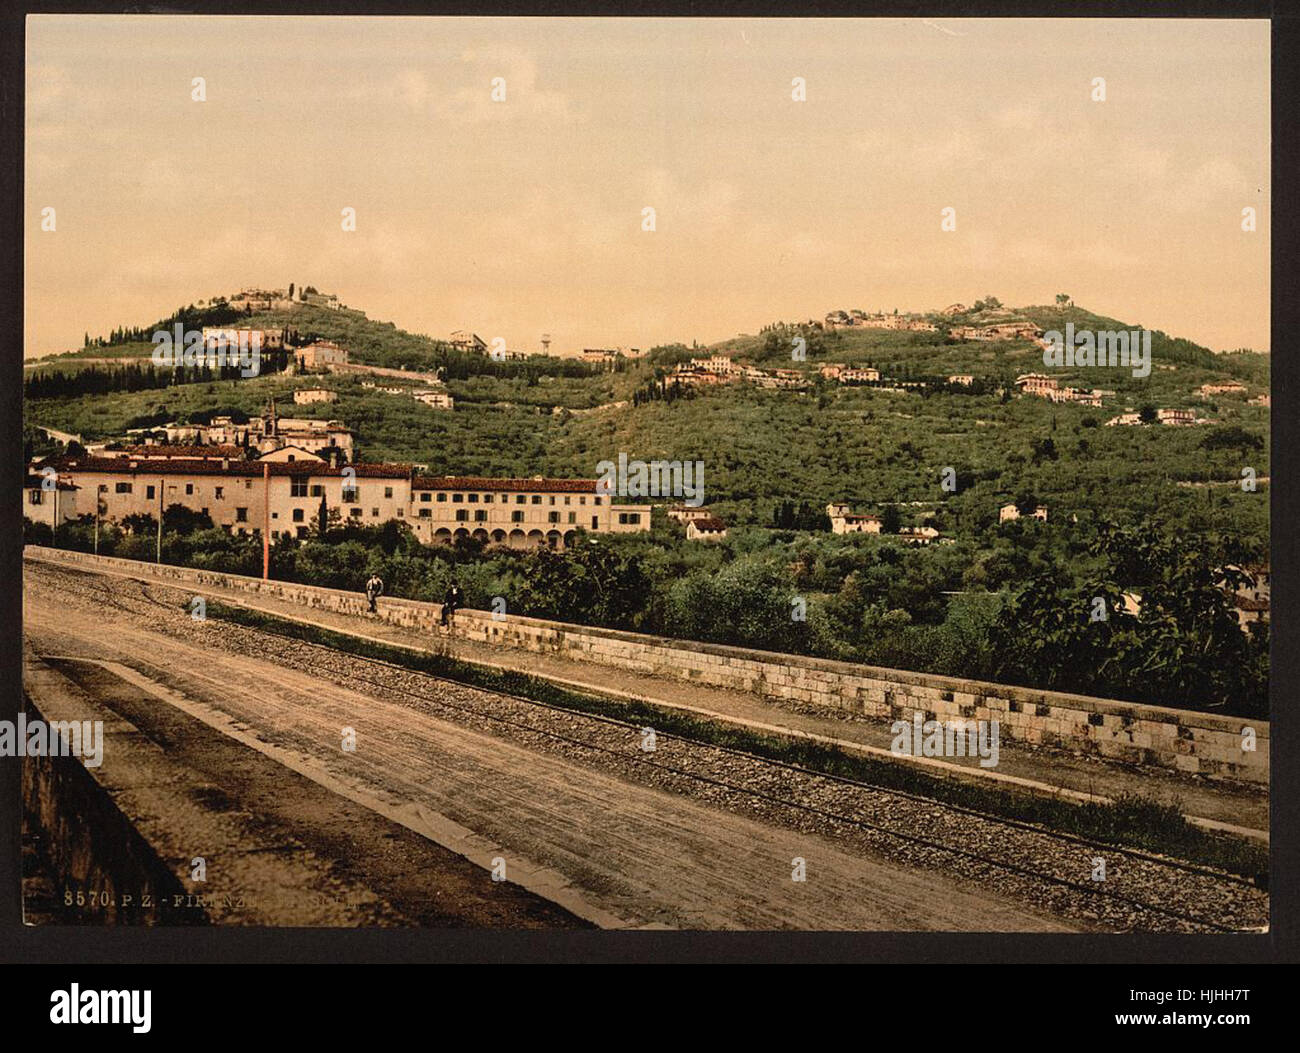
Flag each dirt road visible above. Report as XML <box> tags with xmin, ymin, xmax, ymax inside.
<box><xmin>24</xmin><ymin>559</ymin><xmax>1077</xmax><ymax>931</ymax></box>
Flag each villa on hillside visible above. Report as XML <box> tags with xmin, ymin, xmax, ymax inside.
<box><xmin>686</xmin><ymin>516</ymin><xmax>728</xmax><ymax>542</ymax></box>
<box><xmin>295</xmin><ymin>339</ymin><xmax>349</xmax><ymax>370</ymax></box>
<box><xmin>293</xmin><ymin>388</ymin><xmax>338</xmax><ymax>405</ymax></box>
<box><xmin>1000</xmin><ymin>503</ymin><xmax>1048</xmax><ymax>524</ymax></box>
<box><xmin>827</xmin><ymin>502</ymin><xmax>882</xmax><ymax>534</ymax></box>
<box><xmin>449</xmin><ymin>331</ymin><xmax>488</xmax><ymax>354</ymax></box>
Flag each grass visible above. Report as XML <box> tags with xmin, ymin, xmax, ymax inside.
<box><xmin>203</xmin><ymin>599</ymin><xmax>1268</xmax><ymax>880</ymax></box>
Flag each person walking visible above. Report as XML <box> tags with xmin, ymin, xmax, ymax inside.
<box><xmin>440</xmin><ymin>581</ymin><xmax>463</xmax><ymax>629</ymax></box>
<box><xmin>364</xmin><ymin>572</ymin><xmax>384</xmax><ymax>614</ymax></box>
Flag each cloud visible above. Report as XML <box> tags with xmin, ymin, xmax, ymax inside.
<box><xmin>436</xmin><ymin>46</ymin><xmax>581</xmax><ymax>125</ymax></box>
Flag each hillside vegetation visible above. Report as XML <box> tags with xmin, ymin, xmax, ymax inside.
<box><xmin>26</xmin><ymin>295</ymin><xmax>1270</xmax><ymax>717</ymax></box>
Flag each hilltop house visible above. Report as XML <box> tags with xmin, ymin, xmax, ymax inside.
<box><xmin>413</xmin><ymin>390</ymin><xmax>454</xmax><ymax>410</ymax></box>
<box><xmin>827</xmin><ymin>502</ymin><xmax>882</xmax><ymax>534</ymax></box>
<box><xmin>295</xmin><ymin>340</ymin><xmax>349</xmax><ymax>371</ymax></box>
<box><xmin>449</xmin><ymin>331</ymin><xmax>488</xmax><ymax>354</ymax></box>
<box><xmin>202</xmin><ymin>327</ymin><xmax>284</xmax><ymax>351</ymax></box>
<box><xmin>667</xmin><ymin>506</ymin><xmax>714</xmax><ymax>524</ymax></box>
<box><xmin>999</xmin><ymin>503</ymin><xmax>1048</xmax><ymax>524</ymax></box>
<box><xmin>686</xmin><ymin>516</ymin><xmax>728</xmax><ymax>542</ymax></box>
<box><xmin>293</xmin><ymin>388</ymin><xmax>338</xmax><ymax>405</ymax></box>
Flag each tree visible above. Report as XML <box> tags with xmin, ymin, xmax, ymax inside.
<box><xmin>1138</xmin><ymin>404</ymin><xmax>1158</xmax><ymax>424</ymax></box>
<box><xmin>1014</xmin><ymin>491</ymin><xmax>1040</xmax><ymax>516</ymax></box>
<box><xmin>880</xmin><ymin>505</ymin><xmax>902</xmax><ymax>534</ymax></box>
<box><xmin>1030</xmin><ymin>436</ymin><xmax>1058</xmax><ymax>463</ymax></box>
<box><xmin>1201</xmin><ymin>425</ymin><xmax>1263</xmax><ymax>453</ymax></box>
<box><xmin>162</xmin><ymin>504</ymin><xmax>214</xmax><ymax>535</ymax></box>
<box><xmin>317</xmin><ymin>492</ymin><xmax>329</xmax><ymax>537</ymax></box>
<box><xmin>1055</xmin><ymin>293</ymin><xmax>1071</xmax><ymax>311</ymax></box>
<box><xmin>289</xmin><ymin>282</ymin><xmax>295</xmax><ymax>300</ymax></box>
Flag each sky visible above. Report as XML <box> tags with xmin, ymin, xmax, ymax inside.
<box><xmin>25</xmin><ymin>16</ymin><xmax>1270</xmax><ymax>357</ymax></box>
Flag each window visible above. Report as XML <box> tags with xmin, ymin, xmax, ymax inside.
<box><xmin>185</xmin><ymin>483</ymin><xmax>194</xmax><ymax>495</ymax></box>
<box><xmin>310</xmin><ymin>484</ymin><xmax>323</xmax><ymax>497</ymax></box>
<box><xmin>484</xmin><ymin>494</ymin><xmax>494</xmax><ymax>504</ymax></box>
<box><xmin>236</xmin><ymin>508</ymin><xmax>248</xmax><ymax>522</ymax></box>
<box><xmin>349</xmin><ymin>508</ymin><xmax>362</xmax><ymax>518</ymax></box>
<box><xmin>548</xmin><ymin>496</ymin><xmax>556</xmax><ymax>506</ymax></box>
<box><xmin>292</xmin><ymin>508</ymin><xmax>305</xmax><ymax>523</ymax></box>
<box><xmin>619</xmin><ymin>513</ymin><xmax>642</xmax><ymax>525</ymax></box>
<box><xmin>452</xmin><ymin>493</ymin><xmax>463</xmax><ymax>503</ymax></box>
<box><xmin>548</xmin><ymin>511</ymin><xmax>560</xmax><ymax>524</ymax></box>
<box><xmin>474</xmin><ymin>510</ymin><xmax>487</xmax><ymax>522</ymax></box>
<box><xmin>396</xmin><ymin>508</ymin><xmax>404</xmax><ymax>517</ymax></box>
<box><xmin>372</xmin><ymin>508</ymin><xmax>380</xmax><ymax>517</ymax></box>
<box><xmin>531</xmin><ymin>496</ymin><xmax>541</xmax><ymax>505</ymax></box>
<box><xmin>423</xmin><ymin>493</ymin><xmax>433</xmax><ymax>502</ymax></box>
<box><xmin>591</xmin><ymin>516</ymin><xmax>599</xmax><ymax>529</ymax></box>
<box><xmin>384</xmin><ymin>487</ymin><xmax>393</xmax><ymax>499</ymax></box>
<box><xmin>455</xmin><ymin>509</ymin><xmax>468</xmax><ymax>522</ymax></box>
<box><xmin>567</xmin><ymin>512</ymin><xmax>576</xmax><ymax>524</ymax></box>
<box><xmin>515</xmin><ymin>495</ymin><xmax>526</xmax><ymax>505</ymax></box>
<box><xmin>28</xmin><ymin>490</ymin><xmax>42</xmax><ymax>505</ymax></box>
<box><xmin>244</xmin><ymin>479</ymin><xmax>253</xmax><ymax>490</ymax></box>
<box><xmin>512</xmin><ymin>510</ymin><xmax>524</xmax><ymax>523</ymax></box>
<box><xmin>146</xmin><ymin>485</ymin><xmax>155</xmax><ymax>500</ymax></box>
<box><xmin>419</xmin><ymin>509</ymin><xmax>431</xmax><ymax>518</ymax></box>
<box><xmin>115</xmin><ymin>482</ymin><xmax>132</xmax><ymax>494</ymax></box>
<box><xmin>580</xmin><ymin>497</ymin><xmax>586</xmax><ymax>505</ymax></box>
<box><xmin>564</xmin><ymin>496</ymin><xmax>571</xmax><ymax>505</ymax></box>
<box><xmin>594</xmin><ymin>497</ymin><xmax>603</xmax><ymax>505</ymax></box>
<box><xmin>214</xmin><ymin>486</ymin><xmax>224</xmax><ymax>499</ymax></box>
<box><xmin>296</xmin><ymin>526</ymin><xmax>309</xmax><ymax>538</ymax></box>
<box><xmin>342</xmin><ymin>488</ymin><xmax>359</xmax><ymax>504</ymax></box>
<box><xmin>291</xmin><ymin>478</ymin><xmax>308</xmax><ymax>498</ymax></box>
<box><xmin>468</xmin><ymin>493</ymin><xmax>478</xmax><ymax>503</ymax></box>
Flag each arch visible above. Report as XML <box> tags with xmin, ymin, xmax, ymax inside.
<box><xmin>508</xmin><ymin>529</ymin><xmax>527</xmax><ymax>549</ymax></box>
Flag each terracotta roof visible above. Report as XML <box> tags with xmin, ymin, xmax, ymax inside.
<box><xmin>412</xmin><ymin>475</ymin><xmax>599</xmax><ymax>493</ymax></box>
<box><xmin>116</xmin><ymin>444</ymin><xmax>247</xmax><ymax>459</ymax></box>
<box><xmin>692</xmin><ymin>516</ymin><xmax>727</xmax><ymax>531</ymax></box>
<box><xmin>40</xmin><ymin>456</ymin><xmax>413</xmax><ymax>479</ymax></box>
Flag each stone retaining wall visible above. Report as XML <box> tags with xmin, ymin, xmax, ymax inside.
<box><xmin>26</xmin><ymin>547</ymin><xmax>1269</xmax><ymax>784</ymax></box>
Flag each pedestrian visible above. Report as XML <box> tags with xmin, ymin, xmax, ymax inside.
<box><xmin>441</xmin><ymin>580</ymin><xmax>463</xmax><ymax>628</ymax></box>
<box><xmin>365</xmin><ymin>572</ymin><xmax>384</xmax><ymax>614</ymax></box>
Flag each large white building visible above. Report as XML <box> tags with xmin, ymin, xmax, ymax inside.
<box><xmin>25</xmin><ymin>458</ymin><xmax>650</xmax><ymax>550</ymax></box>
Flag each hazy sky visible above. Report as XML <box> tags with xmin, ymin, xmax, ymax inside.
<box><xmin>25</xmin><ymin>16</ymin><xmax>1270</xmax><ymax>357</ymax></box>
